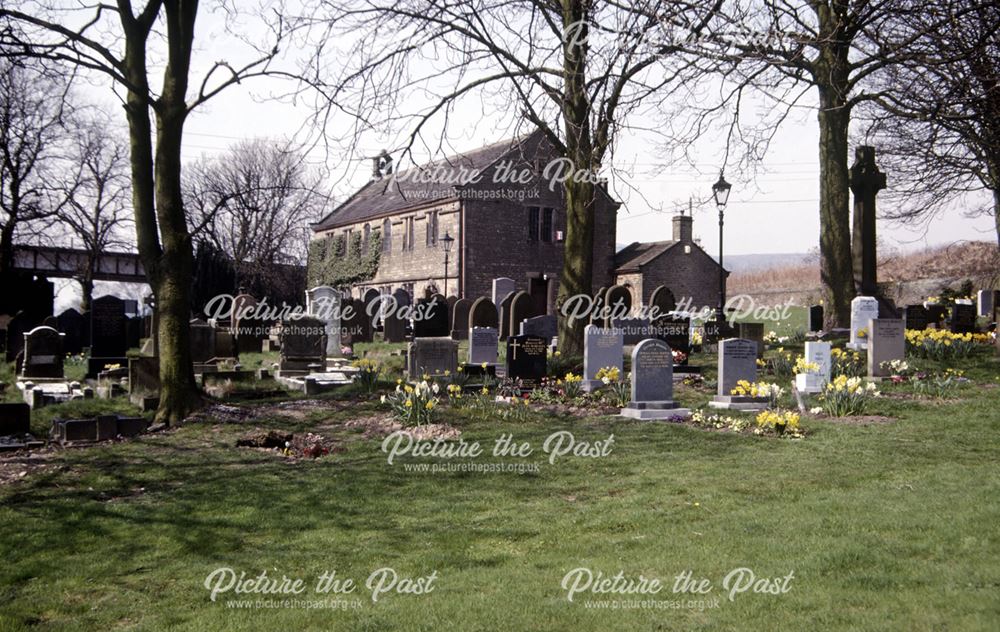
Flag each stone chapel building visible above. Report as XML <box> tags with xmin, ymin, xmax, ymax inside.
<box><xmin>310</xmin><ymin>129</ymin><xmax>619</xmax><ymax>310</ymax></box>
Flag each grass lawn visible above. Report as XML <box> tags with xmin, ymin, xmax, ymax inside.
<box><xmin>1</xmin><ymin>347</ymin><xmax>999</xmax><ymax>631</ymax></box>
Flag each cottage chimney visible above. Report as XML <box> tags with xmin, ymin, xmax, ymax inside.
<box><xmin>672</xmin><ymin>214</ymin><xmax>693</xmax><ymax>242</ymax></box>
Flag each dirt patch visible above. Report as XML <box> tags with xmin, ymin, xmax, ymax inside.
<box><xmin>186</xmin><ymin>400</ymin><xmax>341</xmax><ymax>426</ymax></box>
<box><xmin>0</xmin><ymin>452</ymin><xmax>59</xmax><ymax>487</ymax></box>
<box><xmin>236</xmin><ymin>427</ymin><xmax>342</xmax><ymax>459</ymax></box>
<box><xmin>341</xmin><ymin>415</ymin><xmax>461</xmax><ymax>441</ymax></box>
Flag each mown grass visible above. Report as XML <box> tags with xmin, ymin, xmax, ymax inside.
<box><xmin>0</xmin><ymin>349</ymin><xmax>998</xmax><ymax>631</ymax></box>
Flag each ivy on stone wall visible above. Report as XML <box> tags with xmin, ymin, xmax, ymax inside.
<box><xmin>307</xmin><ymin>231</ymin><xmax>381</xmax><ymax>287</ymax></box>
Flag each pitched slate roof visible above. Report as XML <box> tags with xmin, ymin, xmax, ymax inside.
<box><xmin>615</xmin><ymin>239</ymin><xmax>729</xmax><ymax>275</ymax></box>
<box><xmin>312</xmin><ymin>130</ymin><xmax>546</xmax><ymax>231</ymax></box>
<box><xmin>614</xmin><ymin>241</ymin><xmax>679</xmax><ymax>273</ymax></box>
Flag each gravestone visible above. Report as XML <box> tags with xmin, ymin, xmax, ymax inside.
<box><xmin>126</xmin><ymin>316</ymin><xmax>142</xmax><ymax>350</ymax></box>
<box><xmin>491</xmin><ymin>277</ymin><xmax>516</xmax><ymax>307</ymax></box>
<box><xmin>808</xmin><ymin>305</ymin><xmax>824</xmax><ymax>333</ymax></box>
<box><xmin>128</xmin><ymin>356</ymin><xmax>160</xmax><ymax>409</ymax></box>
<box><xmin>520</xmin><ymin>314</ymin><xmax>557</xmax><ymax>342</ymax></box>
<box><xmin>21</xmin><ymin>326</ymin><xmax>65</xmax><ymax>379</ymax></box>
<box><xmin>648</xmin><ymin>286</ymin><xmax>676</xmax><ymax>321</ymax></box>
<box><xmin>5</xmin><ymin>312</ymin><xmax>30</xmax><ymax>362</ymax></box>
<box><xmin>849</xmin><ymin>296</ymin><xmax>879</xmax><ymax>349</ymax></box>
<box><xmin>188</xmin><ymin>318</ymin><xmax>216</xmax><ymax>368</ymax></box>
<box><xmin>353</xmin><ymin>298</ymin><xmax>374</xmax><ymax>342</ymax></box>
<box><xmin>977</xmin><ymin>290</ymin><xmax>995</xmax><ymax>318</ymax></box>
<box><xmin>468</xmin><ymin>327</ymin><xmax>499</xmax><ymax>365</ymax></box>
<box><xmin>88</xmin><ymin>296</ymin><xmax>128</xmax><ymax>377</ymax></box>
<box><xmin>656</xmin><ymin>317</ymin><xmax>691</xmax><ymax>365</ymax></box>
<box><xmin>406</xmin><ymin>337</ymin><xmax>459</xmax><ymax>379</ymax></box>
<box><xmin>603</xmin><ymin>285</ymin><xmax>632</xmax><ymax>327</ymax></box>
<box><xmin>583</xmin><ymin>325</ymin><xmax>623</xmax><ymax>392</ymax></box>
<box><xmin>306</xmin><ymin>286</ymin><xmax>342</xmax><ymax>355</ymax></box>
<box><xmin>737</xmin><ymin>322</ymin><xmax>765</xmax><ymax>359</ymax></box>
<box><xmin>904</xmin><ymin>304</ymin><xmax>929</xmax><ymax>331</ymax></box>
<box><xmin>0</xmin><ymin>402</ymin><xmax>30</xmax><ymax>435</ymax></box>
<box><xmin>498</xmin><ymin>292</ymin><xmax>515</xmax><ymax>340</ymax></box>
<box><xmin>234</xmin><ymin>293</ymin><xmax>266</xmax><ymax>355</ymax></box>
<box><xmin>508</xmin><ymin>291</ymin><xmax>535</xmax><ymax>337</ymax></box>
<box><xmin>710</xmin><ymin>339</ymin><xmax>768</xmax><ymax>410</ymax></box>
<box><xmin>413</xmin><ymin>294</ymin><xmax>449</xmax><ymax>338</ymax></box>
<box><xmin>42</xmin><ymin>315</ymin><xmax>58</xmax><ymax>329</ymax></box>
<box><xmin>450</xmin><ymin>298</ymin><xmax>473</xmax><ymax>340</ymax></box>
<box><xmin>850</xmin><ymin>145</ymin><xmax>887</xmax><ymax>296</ymax></box>
<box><xmin>382</xmin><ymin>297</ymin><xmax>408</xmax><ymax>343</ymax></box>
<box><xmin>796</xmin><ymin>341</ymin><xmax>831</xmax><ymax>393</ymax></box>
<box><xmin>339</xmin><ymin>297</ymin><xmax>365</xmax><ymax>345</ymax></box>
<box><xmin>56</xmin><ymin>308</ymin><xmax>86</xmax><ymax>355</ymax></box>
<box><xmin>213</xmin><ymin>327</ymin><xmax>238</xmax><ymax>359</ymax></box>
<box><xmin>469</xmin><ymin>297</ymin><xmax>499</xmax><ymax>330</ymax></box>
<box><xmin>278</xmin><ymin>316</ymin><xmax>326</xmax><ymax>374</ymax></box>
<box><xmin>620</xmin><ymin>339</ymin><xmax>689</xmax><ymax>420</ymax></box>
<box><xmin>950</xmin><ymin>303</ymin><xmax>976</xmax><ymax>334</ymax></box>
<box><xmin>867</xmin><ymin>318</ymin><xmax>905</xmax><ymax>378</ymax></box>
<box><xmin>505</xmin><ymin>334</ymin><xmax>547</xmax><ymax>388</ymax></box>
<box><xmin>925</xmin><ymin>304</ymin><xmax>948</xmax><ymax>328</ymax></box>
<box><xmin>364</xmin><ymin>289</ymin><xmax>382</xmax><ymax>328</ymax></box>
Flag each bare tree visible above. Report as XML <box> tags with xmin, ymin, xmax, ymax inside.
<box><xmin>319</xmin><ymin>0</ymin><xmax>722</xmax><ymax>355</ymax></box>
<box><xmin>858</xmin><ymin>1</ymin><xmax>1000</xmax><ymax>248</ymax></box>
<box><xmin>185</xmin><ymin>138</ymin><xmax>326</xmax><ymax>284</ymax></box>
<box><xmin>669</xmin><ymin>0</ymin><xmax>967</xmax><ymax>327</ymax></box>
<box><xmin>1</xmin><ymin>1</ymin><xmax>310</xmax><ymax>424</ymax></box>
<box><xmin>0</xmin><ymin>58</ymin><xmax>74</xmax><ymax>273</ymax></box>
<box><xmin>56</xmin><ymin>114</ymin><xmax>133</xmax><ymax>311</ymax></box>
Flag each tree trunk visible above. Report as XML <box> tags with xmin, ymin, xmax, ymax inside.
<box><xmin>555</xmin><ymin>0</ymin><xmax>595</xmax><ymax>357</ymax></box>
<box><xmin>119</xmin><ymin>3</ymin><xmax>202</xmax><ymax>426</ymax></box>
<box><xmin>0</xmin><ymin>220</ymin><xmax>14</xmax><ymax>276</ymax></box>
<box><xmin>817</xmin><ymin>96</ymin><xmax>854</xmax><ymax>328</ymax></box>
<box><xmin>79</xmin><ymin>273</ymin><xmax>94</xmax><ymax>312</ymax></box>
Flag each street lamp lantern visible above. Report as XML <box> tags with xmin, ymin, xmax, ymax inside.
<box><xmin>712</xmin><ymin>171</ymin><xmax>732</xmax><ymax>326</ymax></box>
<box><xmin>441</xmin><ymin>232</ymin><xmax>455</xmax><ymax>296</ymax></box>
<box><xmin>712</xmin><ymin>172</ymin><xmax>732</xmax><ymax>209</ymax></box>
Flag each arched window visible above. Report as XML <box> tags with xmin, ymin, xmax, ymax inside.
<box><xmin>363</xmin><ymin>223</ymin><xmax>371</xmax><ymax>254</ymax></box>
<box><xmin>382</xmin><ymin>219</ymin><xmax>392</xmax><ymax>253</ymax></box>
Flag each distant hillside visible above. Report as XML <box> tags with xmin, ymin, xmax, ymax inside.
<box><xmin>722</xmin><ymin>253</ymin><xmax>817</xmax><ymax>273</ymax></box>
<box><xmin>728</xmin><ymin>241</ymin><xmax>999</xmax><ymax>305</ymax></box>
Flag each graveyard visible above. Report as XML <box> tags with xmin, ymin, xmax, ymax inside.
<box><xmin>2</xmin><ymin>2</ymin><xmax>1000</xmax><ymax>627</ymax></box>
<box><xmin>1</xmin><ymin>284</ymin><xmax>999</xmax><ymax>630</ymax></box>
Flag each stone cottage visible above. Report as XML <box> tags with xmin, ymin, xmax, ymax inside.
<box><xmin>614</xmin><ymin>213</ymin><xmax>729</xmax><ymax>311</ymax></box>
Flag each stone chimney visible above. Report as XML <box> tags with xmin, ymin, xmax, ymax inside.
<box><xmin>371</xmin><ymin>150</ymin><xmax>393</xmax><ymax>180</ymax></box>
<box><xmin>672</xmin><ymin>214</ymin><xmax>693</xmax><ymax>242</ymax></box>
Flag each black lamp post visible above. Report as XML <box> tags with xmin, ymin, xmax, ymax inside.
<box><xmin>712</xmin><ymin>171</ymin><xmax>732</xmax><ymax>324</ymax></box>
<box><xmin>441</xmin><ymin>232</ymin><xmax>455</xmax><ymax>296</ymax></box>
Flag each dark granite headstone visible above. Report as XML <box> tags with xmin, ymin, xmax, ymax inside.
<box><xmin>655</xmin><ymin>317</ymin><xmax>691</xmax><ymax>363</ymax></box>
<box><xmin>189</xmin><ymin>319</ymin><xmax>215</xmax><ymax>364</ymax></box>
<box><xmin>278</xmin><ymin>316</ymin><xmax>326</xmax><ymax>373</ymax></box>
<box><xmin>407</xmin><ymin>337</ymin><xmax>458</xmax><ymax>378</ymax></box>
<box><xmin>5</xmin><ymin>311</ymin><xmax>31</xmax><ymax>362</ymax></box>
<box><xmin>808</xmin><ymin>305</ymin><xmax>824</xmax><ymax>332</ymax></box>
<box><xmin>904</xmin><ymin>305</ymin><xmax>929</xmax><ymax>331</ymax></box>
<box><xmin>737</xmin><ymin>322</ymin><xmax>765</xmax><ymax>359</ymax></box>
<box><xmin>926</xmin><ymin>304</ymin><xmax>948</xmax><ymax>328</ymax></box>
<box><xmin>90</xmin><ymin>295</ymin><xmax>127</xmax><ymax>357</ymax></box>
<box><xmin>950</xmin><ymin>303</ymin><xmax>976</xmax><ymax>334</ymax></box>
<box><xmin>56</xmin><ymin>308</ymin><xmax>86</xmax><ymax>355</ymax></box>
<box><xmin>0</xmin><ymin>403</ymin><xmax>31</xmax><ymax>435</ymax></box>
<box><xmin>21</xmin><ymin>326</ymin><xmax>64</xmax><ymax>378</ymax></box>
<box><xmin>520</xmin><ymin>314</ymin><xmax>557</xmax><ymax>342</ymax></box>
<box><xmin>505</xmin><ymin>334</ymin><xmax>547</xmax><ymax>388</ymax></box>
<box><xmin>508</xmin><ymin>291</ymin><xmax>535</xmax><ymax>337</ymax></box>
<box><xmin>413</xmin><ymin>294</ymin><xmax>449</xmax><ymax>338</ymax></box>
